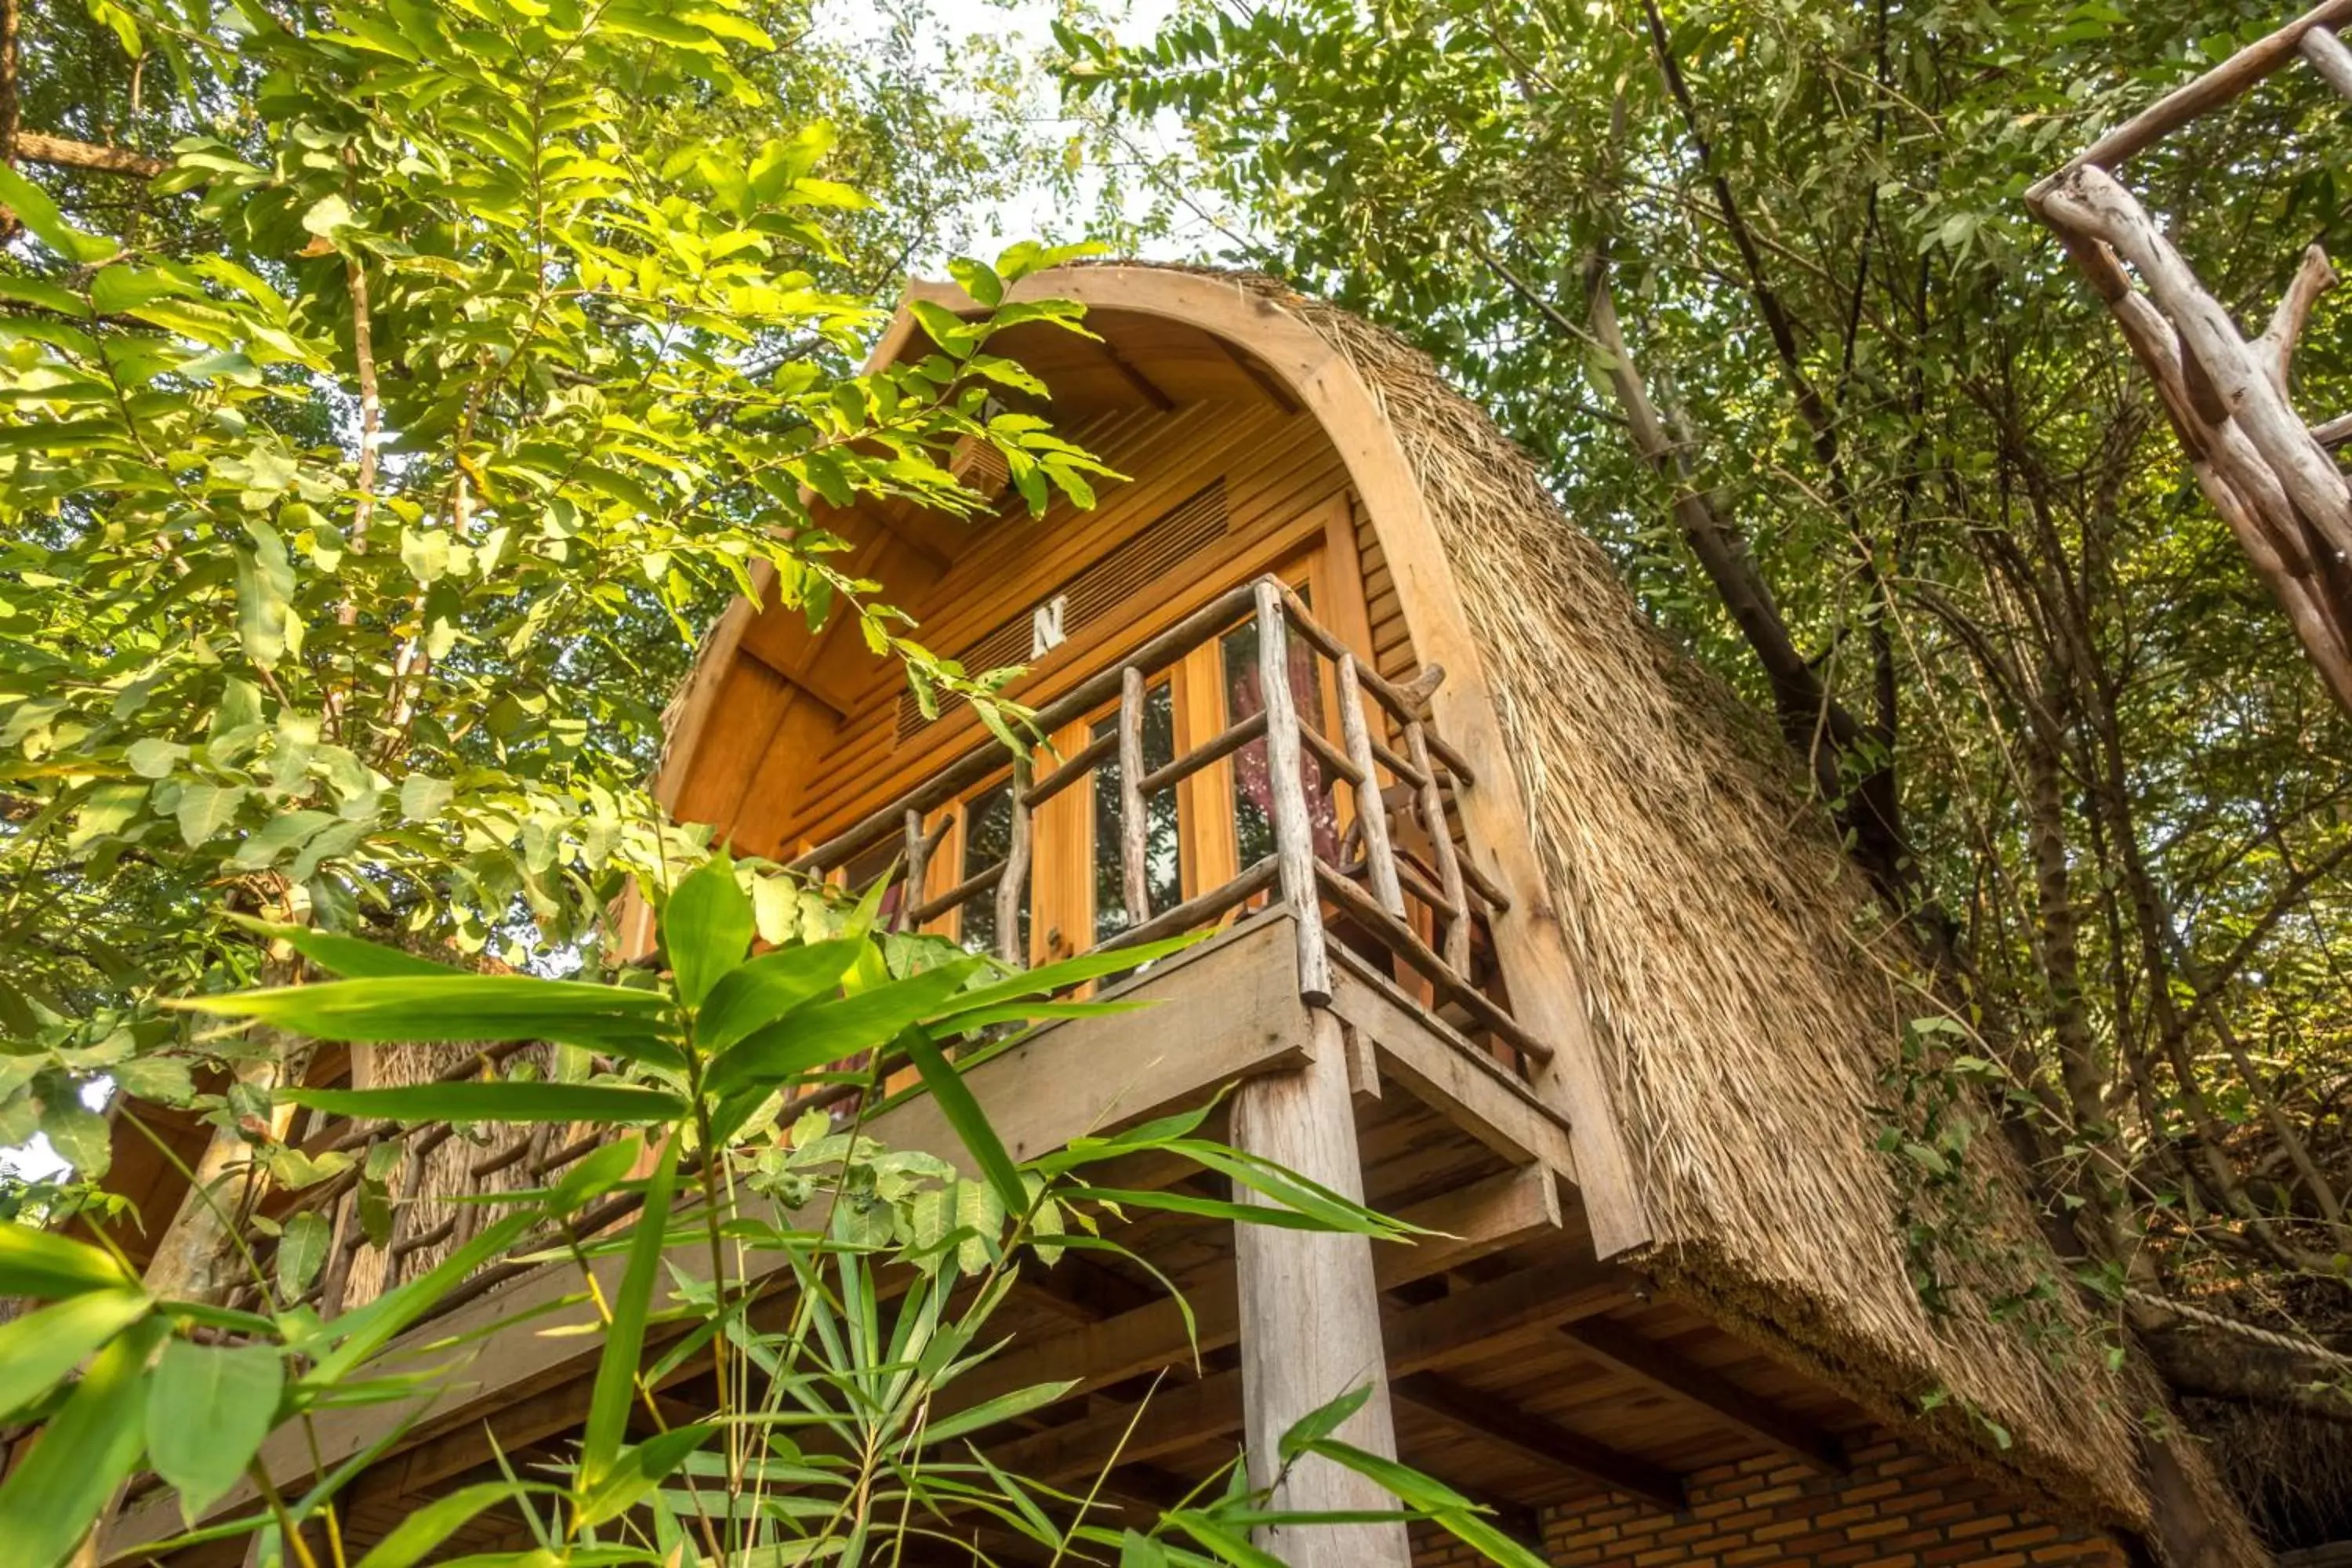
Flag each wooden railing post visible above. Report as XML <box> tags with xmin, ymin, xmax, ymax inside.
<box><xmin>1335</xmin><ymin>653</ymin><xmax>1406</xmax><ymax>920</ymax></box>
<box><xmin>1118</xmin><ymin>666</ymin><xmax>1151</xmax><ymax>926</ymax></box>
<box><xmin>897</xmin><ymin>808</ymin><xmax>928</xmax><ymax>933</ymax></box>
<box><xmin>1253</xmin><ymin>579</ymin><xmax>1332</xmax><ymax>1004</ymax></box>
<box><xmin>996</xmin><ymin>755</ymin><xmax>1032</xmax><ymax>968</ymax></box>
<box><xmin>1403</xmin><ymin>719</ymin><xmax>1473</xmax><ymax>975</ymax></box>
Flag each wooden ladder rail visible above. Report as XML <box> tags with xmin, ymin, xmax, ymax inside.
<box><xmin>2027</xmin><ymin>0</ymin><xmax>2352</xmax><ymax>715</ymax></box>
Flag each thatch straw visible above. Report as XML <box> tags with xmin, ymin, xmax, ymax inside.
<box><xmin>1208</xmin><ymin>269</ymin><xmax>2182</xmax><ymax>1535</ymax></box>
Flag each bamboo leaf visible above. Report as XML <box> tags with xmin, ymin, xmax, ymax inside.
<box><xmin>695</xmin><ymin>936</ymin><xmax>866</xmax><ymax>1052</ymax></box>
<box><xmin>225</xmin><ymin>916</ymin><xmax>463</xmax><ymax>978</ymax></box>
<box><xmin>579</xmin><ymin>1137</ymin><xmax>678</xmax><ymax>1495</ymax></box>
<box><xmin>281</xmin><ymin>1082</ymin><xmax>686</xmax><ymax>1125</ymax></box>
<box><xmin>917</xmin><ymin>1377</ymin><xmax>1077</xmax><ymax>1447</ymax></box>
<box><xmin>0</xmin><ymin>1314</ymin><xmax>166</xmax><ymax>1568</ymax></box>
<box><xmin>0</xmin><ymin>1290</ymin><xmax>151</xmax><ymax>1422</ymax></box>
<box><xmin>352</xmin><ymin>1481</ymin><xmax>528</xmax><ymax>1568</ymax></box>
<box><xmin>0</xmin><ymin>1221</ymin><xmax>137</xmax><ymax>1301</ymax></box>
<box><xmin>705</xmin><ymin>960</ymin><xmax>982</xmax><ymax>1097</ymax></box>
<box><xmin>896</xmin><ymin>1025</ymin><xmax>1025</xmax><ymax>1216</ymax></box>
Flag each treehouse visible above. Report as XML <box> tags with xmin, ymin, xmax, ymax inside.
<box><xmin>79</xmin><ymin>266</ymin><xmax>2252</xmax><ymax>1567</ymax></box>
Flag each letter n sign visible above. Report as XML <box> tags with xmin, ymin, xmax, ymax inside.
<box><xmin>1031</xmin><ymin>593</ymin><xmax>1069</xmax><ymax>659</ymax></box>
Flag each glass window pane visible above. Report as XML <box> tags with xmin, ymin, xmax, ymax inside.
<box><xmin>1092</xmin><ymin>682</ymin><xmax>1181</xmax><ymax>942</ymax></box>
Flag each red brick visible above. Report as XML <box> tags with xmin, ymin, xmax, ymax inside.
<box><xmin>1815</xmin><ymin>1506</ymin><xmax>1878</xmax><ymax>1528</ymax></box>
<box><xmin>1722</xmin><ymin>1548</ymin><xmax>1786</xmax><ymax>1567</ymax></box>
<box><xmin>1843</xmin><ymin>1480</ymin><xmax>1906</xmax><ymax>1504</ymax></box>
<box><xmin>1554</xmin><ymin>1527</ymin><xmax>1624</xmax><ymax>1550</ymax></box>
<box><xmin>1994</xmin><ymin>1527</ymin><xmax>2061</xmax><ymax>1551</ymax></box>
<box><xmin>1951</xmin><ymin>1514</ymin><xmax>2017</xmax><ymax>1540</ymax></box>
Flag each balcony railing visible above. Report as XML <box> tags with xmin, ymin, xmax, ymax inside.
<box><xmin>219</xmin><ymin>575</ymin><xmax>1537</xmax><ymax>1327</ymax></box>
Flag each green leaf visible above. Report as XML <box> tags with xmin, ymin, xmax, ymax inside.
<box><xmin>223</xmin><ymin>916</ymin><xmax>464</xmax><ymax>980</ymax></box>
<box><xmin>147</xmin><ymin>1341</ymin><xmax>285</xmax><ymax>1519</ymax></box>
<box><xmin>115</xmin><ymin>1056</ymin><xmax>196</xmax><ymax>1105</ymax></box>
<box><xmin>0</xmin><ymin>1314</ymin><xmax>166</xmax><ymax>1568</ymax></box>
<box><xmin>705</xmin><ymin>958</ymin><xmax>982</xmax><ymax>1097</ymax></box>
<box><xmin>234</xmin><ymin>521</ymin><xmax>295</xmax><ymax>667</ymax></box>
<box><xmin>300</xmin><ymin>194</ymin><xmax>354</xmax><ymax>238</ymax></box>
<box><xmin>125</xmin><ymin>737</ymin><xmax>187</xmax><ymax>779</ymax></box>
<box><xmin>0</xmin><ymin>1221</ymin><xmax>136</xmax><ymax>1301</ymax></box>
<box><xmin>280</xmin><ymin>1082</ymin><xmax>687</xmax><ymax>1125</ymax></box>
<box><xmin>42</xmin><ymin>1097</ymin><xmax>112</xmax><ymax>1177</ymax></box>
<box><xmin>580</xmin><ymin>1138</ymin><xmax>678</xmax><ymax>1495</ymax></box>
<box><xmin>695</xmin><ymin>936</ymin><xmax>865</xmax><ymax>1053</ymax></box>
<box><xmin>575</xmin><ymin>1422</ymin><xmax>714</xmax><ymax>1528</ymax></box>
<box><xmin>918</xmin><ymin>1377</ymin><xmax>1076</xmax><ymax>1447</ymax></box>
<box><xmin>0</xmin><ymin>165</ymin><xmax>118</xmax><ymax>263</ymax></box>
<box><xmin>399</xmin><ymin>773</ymin><xmax>455</xmax><ymax>821</ymax></box>
<box><xmin>353</xmin><ymin>1482</ymin><xmax>527</xmax><ymax>1568</ymax></box>
<box><xmin>175</xmin><ymin>975</ymin><xmax>680</xmax><ymax>1065</ymax></box>
<box><xmin>664</xmin><ymin>851</ymin><xmax>753</xmax><ymax>1007</ymax></box>
<box><xmin>897</xmin><ymin>1025</ymin><xmax>1025</xmax><ymax>1217</ymax></box>
<box><xmin>175</xmin><ymin>782</ymin><xmax>245</xmax><ymax>848</ymax></box>
<box><xmin>0</xmin><ymin>1290</ymin><xmax>151</xmax><ymax>1422</ymax></box>
<box><xmin>276</xmin><ymin>1210</ymin><xmax>331</xmax><ymax>1297</ymax></box>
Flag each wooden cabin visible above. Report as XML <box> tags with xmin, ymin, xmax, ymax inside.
<box><xmin>89</xmin><ymin>265</ymin><xmax>2260</xmax><ymax>1568</ymax></box>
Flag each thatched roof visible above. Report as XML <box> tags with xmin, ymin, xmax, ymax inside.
<box><xmin>1218</xmin><ymin>270</ymin><xmax>2254</xmax><ymax>1549</ymax></box>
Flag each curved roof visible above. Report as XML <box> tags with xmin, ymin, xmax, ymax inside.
<box><xmin>657</xmin><ymin>263</ymin><xmax>2177</xmax><ymax>1532</ymax></box>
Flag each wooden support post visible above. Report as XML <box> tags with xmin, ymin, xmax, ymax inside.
<box><xmin>1228</xmin><ymin>1005</ymin><xmax>1411</xmax><ymax>1566</ymax></box>
<box><xmin>1254</xmin><ymin>579</ymin><xmax>1333</xmax><ymax>1004</ymax></box>
<box><xmin>1119</xmin><ymin>665</ymin><xmax>1151</xmax><ymax>926</ymax></box>
<box><xmin>1335</xmin><ymin>654</ymin><xmax>1406</xmax><ymax>918</ymax></box>
<box><xmin>996</xmin><ymin>756</ymin><xmax>1032</xmax><ymax>967</ymax></box>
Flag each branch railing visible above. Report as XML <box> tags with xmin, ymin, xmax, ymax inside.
<box><xmin>217</xmin><ymin>575</ymin><xmax>1540</xmax><ymax>1328</ymax></box>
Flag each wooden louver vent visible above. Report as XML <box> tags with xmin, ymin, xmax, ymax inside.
<box><xmin>896</xmin><ymin>480</ymin><xmax>1229</xmax><ymax>741</ymax></box>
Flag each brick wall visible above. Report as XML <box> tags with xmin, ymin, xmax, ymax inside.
<box><xmin>1411</xmin><ymin>1429</ymin><xmax>2128</xmax><ymax>1568</ymax></box>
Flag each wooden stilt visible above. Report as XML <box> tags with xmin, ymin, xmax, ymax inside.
<box><xmin>1229</xmin><ymin>1007</ymin><xmax>1411</xmax><ymax>1566</ymax></box>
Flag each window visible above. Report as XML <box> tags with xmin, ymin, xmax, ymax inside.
<box><xmin>1091</xmin><ymin>681</ymin><xmax>1181</xmax><ymax>942</ymax></box>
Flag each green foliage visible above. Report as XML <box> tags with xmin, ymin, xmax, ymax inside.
<box><xmin>0</xmin><ymin>0</ymin><xmax>1116</xmax><ymax>1192</ymax></box>
<box><xmin>0</xmin><ymin>885</ymin><xmax>1487</xmax><ymax>1566</ymax></box>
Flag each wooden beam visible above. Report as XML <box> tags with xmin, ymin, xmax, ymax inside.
<box><xmin>1554</xmin><ymin>1317</ymin><xmax>1842</xmax><ymax>1474</ymax></box>
<box><xmin>983</xmin><ymin>1254</ymin><xmax>1634</xmax><ymax>1488</ymax></box>
<box><xmin>1329</xmin><ymin>948</ymin><xmax>1577</xmax><ymax>1178</ymax></box>
<box><xmin>946</xmin><ymin>1166</ymin><xmax>1568</xmax><ymax>1417</ymax></box>
<box><xmin>1098</xmin><ymin>338</ymin><xmax>1177</xmax><ymax>412</ymax></box>
<box><xmin>1211</xmin><ymin>336</ymin><xmax>1303</xmax><ymax>415</ymax></box>
<box><xmin>1392</xmin><ymin>1370</ymin><xmax>1683</xmax><ymax>1512</ymax></box>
